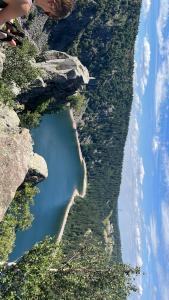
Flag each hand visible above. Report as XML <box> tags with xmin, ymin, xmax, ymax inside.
<box><xmin>0</xmin><ymin>25</ymin><xmax>16</xmax><ymax>46</ymax></box>
<box><xmin>7</xmin><ymin>28</ymin><xmax>16</xmax><ymax>46</ymax></box>
<box><xmin>6</xmin><ymin>20</ymin><xmax>16</xmax><ymax>46</ymax></box>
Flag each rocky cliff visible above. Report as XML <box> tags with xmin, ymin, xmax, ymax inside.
<box><xmin>0</xmin><ymin>104</ymin><xmax>48</xmax><ymax>222</ymax></box>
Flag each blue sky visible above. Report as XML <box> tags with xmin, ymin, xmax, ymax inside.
<box><xmin>118</xmin><ymin>0</ymin><xmax>169</xmax><ymax>299</ymax></box>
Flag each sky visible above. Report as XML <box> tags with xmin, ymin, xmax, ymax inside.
<box><xmin>118</xmin><ymin>0</ymin><xmax>169</xmax><ymax>299</ymax></box>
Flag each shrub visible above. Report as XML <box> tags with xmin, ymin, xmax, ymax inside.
<box><xmin>3</xmin><ymin>39</ymin><xmax>39</xmax><ymax>88</ymax></box>
<box><xmin>19</xmin><ymin>98</ymin><xmax>52</xmax><ymax>129</ymax></box>
<box><xmin>0</xmin><ymin>80</ymin><xmax>15</xmax><ymax>107</ymax></box>
<box><xmin>67</xmin><ymin>92</ymin><xmax>86</xmax><ymax>113</ymax></box>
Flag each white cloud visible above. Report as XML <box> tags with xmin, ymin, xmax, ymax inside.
<box><xmin>155</xmin><ymin>2</ymin><xmax>169</xmax><ymax>127</ymax></box>
<box><xmin>138</xmin><ymin>285</ymin><xmax>143</xmax><ymax>296</ymax></box>
<box><xmin>136</xmin><ymin>255</ymin><xmax>143</xmax><ymax>267</ymax></box>
<box><xmin>139</xmin><ymin>157</ymin><xmax>145</xmax><ymax>185</ymax></box>
<box><xmin>145</xmin><ymin>236</ymin><xmax>151</xmax><ymax>261</ymax></box>
<box><xmin>156</xmin><ymin>263</ymin><xmax>169</xmax><ymax>300</ymax></box>
<box><xmin>151</xmin><ymin>286</ymin><xmax>158</xmax><ymax>300</ymax></box>
<box><xmin>134</xmin><ymin>93</ymin><xmax>142</xmax><ymax>115</ymax></box>
<box><xmin>152</xmin><ymin>136</ymin><xmax>160</xmax><ymax>152</ymax></box>
<box><xmin>156</xmin><ymin>0</ymin><xmax>169</xmax><ymax>53</ymax></box>
<box><xmin>143</xmin><ymin>37</ymin><xmax>151</xmax><ymax>76</ymax></box>
<box><xmin>133</xmin><ymin>61</ymin><xmax>139</xmax><ymax>88</ymax></box>
<box><xmin>162</xmin><ymin>149</ymin><xmax>169</xmax><ymax>187</ymax></box>
<box><xmin>140</xmin><ymin>37</ymin><xmax>151</xmax><ymax>94</ymax></box>
<box><xmin>142</xmin><ymin>0</ymin><xmax>151</xmax><ymax>16</ymax></box>
<box><xmin>135</xmin><ymin>224</ymin><xmax>142</xmax><ymax>252</ymax></box>
<box><xmin>161</xmin><ymin>201</ymin><xmax>169</xmax><ymax>251</ymax></box>
<box><xmin>149</xmin><ymin>215</ymin><xmax>159</xmax><ymax>256</ymax></box>
<box><xmin>133</xmin><ymin>116</ymin><xmax>139</xmax><ymax>133</ymax></box>
<box><xmin>155</xmin><ymin>53</ymin><xmax>169</xmax><ymax>127</ymax></box>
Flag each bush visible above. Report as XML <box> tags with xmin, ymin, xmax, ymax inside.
<box><xmin>0</xmin><ymin>80</ymin><xmax>15</xmax><ymax>107</ymax></box>
<box><xmin>67</xmin><ymin>92</ymin><xmax>86</xmax><ymax>113</ymax></box>
<box><xmin>19</xmin><ymin>98</ymin><xmax>52</xmax><ymax>129</ymax></box>
<box><xmin>3</xmin><ymin>39</ymin><xmax>39</xmax><ymax>88</ymax></box>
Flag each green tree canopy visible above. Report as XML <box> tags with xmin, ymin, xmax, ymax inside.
<box><xmin>0</xmin><ymin>235</ymin><xmax>140</xmax><ymax>300</ymax></box>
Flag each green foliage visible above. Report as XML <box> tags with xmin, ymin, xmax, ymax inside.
<box><xmin>0</xmin><ymin>236</ymin><xmax>140</xmax><ymax>300</ymax></box>
<box><xmin>19</xmin><ymin>98</ymin><xmax>52</xmax><ymax>129</ymax></box>
<box><xmin>67</xmin><ymin>92</ymin><xmax>86</xmax><ymax>113</ymax></box>
<box><xmin>25</xmin><ymin>10</ymin><xmax>37</xmax><ymax>27</ymax></box>
<box><xmin>19</xmin><ymin>110</ymin><xmax>42</xmax><ymax>128</ymax></box>
<box><xmin>0</xmin><ymin>183</ymin><xmax>39</xmax><ymax>261</ymax></box>
<box><xmin>13</xmin><ymin>183</ymin><xmax>39</xmax><ymax>230</ymax></box>
<box><xmin>0</xmin><ymin>80</ymin><xmax>15</xmax><ymax>107</ymax></box>
<box><xmin>2</xmin><ymin>39</ymin><xmax>39</xmax><ymax>88</ymax></box>
<box><xmin>0</xmin><ymin>215</ymin><xmax>16</xmax><ymax>263</ymax></box>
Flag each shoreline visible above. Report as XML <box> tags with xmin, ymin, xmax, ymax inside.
<box><xmin>103</xmin><ymin>211</ymin><xmax>114</xmax><ymax>258</ymax></box>
<box><xmin>69</xmin><ymin>109</ymin><xmax>87</xmax><ymax>197</ymax></box>
<box><xmin>57</xmin><ymin>109</ymin><xmax>87</xmax><ymax>242</ymax></box>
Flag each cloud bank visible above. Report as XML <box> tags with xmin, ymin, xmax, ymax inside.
<box><xmin>142</xmin><ymin>0</ymin><xmax>151</xmax><ymax>16</ymax></box>
<box><xmin>156</xmin><ymin>263</ymin><xmax>169</xmax><ymax>300</ymax></box>
<box><xmin>140</xmin><ymin>37</ymin><xmax>151</xmax><ymax>94</ymax></box>
<box><xmin>155</xmin><ymin>1</ymin><xmax>169</xmax><ymax>128</ymax></box>
<box><xmin>155</xmin><ymin>51</ymin><xmax>169</xmax><ymax>127</ymax></box>
<box><xmin>162</xmin><ymin>149</ymin><xmax>169</xmax><ymax>188</ymax></box>
<box><xmin>152</xmin><ymin>136</ymin><xmax>160</xmax><ymax>152</ymax></box>
<box><xmin>156</xmin><ymin>0</ymin><xmax>169</xmax><ymax>53</ymax></box>
<box><xmin>161</xmin><ymin>201</ymin><xmax>169</xmax><ymax>251</ymax></box>
<box><xmin>149</xmin><ymin>215</ymin><xmax>159</xmax><ymax>257</ymax></box>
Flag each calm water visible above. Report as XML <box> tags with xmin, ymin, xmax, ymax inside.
<box><xmin>10</xmin><ymin>110</ymin><xmax>84</xmax><ymax>261</ymax></box>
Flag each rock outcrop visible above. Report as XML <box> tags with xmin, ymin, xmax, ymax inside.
<box><xmin>18</xmin><ymin>50</ymin><xmax>90</xmax><ymax>110</ymax></box>
<box><xmin>26</xmin><ymin>153</ymin><xmax>48</xmax><ymax>184</ymax></box>
<box><xmin>0</xmin><ymin>47</ymin><xmax>5</xmax><ymax>77</ymax></box>
<box><xmin>0</xmin><ymin>105</ymin><xmax>48</xmax><ymax>222</ymax></box>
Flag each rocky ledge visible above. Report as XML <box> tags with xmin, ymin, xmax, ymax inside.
<box><xmin>0</xmin><ymin>105</ymin><xmax>48</xmax><ymax>222</ymax></box>
<box><xmin>18</xmin><ymin>50</ymin><xmax>90</xmax><ymax>110</ymax></box>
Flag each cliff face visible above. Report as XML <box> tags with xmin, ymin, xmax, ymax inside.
<box><xmin>0</xmin><ymin>104</ymin><xmax>48</xmax><ymax>221</ymax></box>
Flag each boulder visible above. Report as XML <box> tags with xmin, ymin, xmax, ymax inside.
<box><xmin>26</xmin><ymin>153</ymin><xmax>48</xmax><ymax>184</ymax></box>
<box><xmin>35</xmin><ymin>50</ymin><xmax>89</xmax><ymax>85</ymax></box>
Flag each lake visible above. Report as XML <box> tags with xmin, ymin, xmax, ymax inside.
<box><xmin>10</xmin><ymin>110</ymin><xmax>84</xmax><ymax>261</ymax></box>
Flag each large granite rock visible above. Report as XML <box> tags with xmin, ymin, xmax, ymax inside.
<box><xmin>35</xmin><ymin>51</ymin><xmax>89</xmax><ymax>85</ymax></box>
<box><xmin>0</xmin><ymin>105</ymin><xmax>48</xmax><ymax>222</ymax></box>
<box><xmin>18</xmin><ymin>50</ymin><xmax>90</xmax><ymax>110</ymax></box>
<box><xmin>26</xmin><ymin>153</ymin><xmax>48</xmax><ymax>184</ymax></box>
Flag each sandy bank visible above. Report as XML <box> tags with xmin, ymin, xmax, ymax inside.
<box><xmin>103</xmin><ymin>211</ymin><xmax>114</xmax><ymax>257</ymax></box>
<box><xmin>57</xmin><ymin>109</ymin><xmax>87</xmax><ymax>242</ymax></box>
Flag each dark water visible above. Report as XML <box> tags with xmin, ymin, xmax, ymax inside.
<box><xmin>10</xmin><ymin>110</ymin><xmax>84</xmax><ymax>261</ymax></box>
